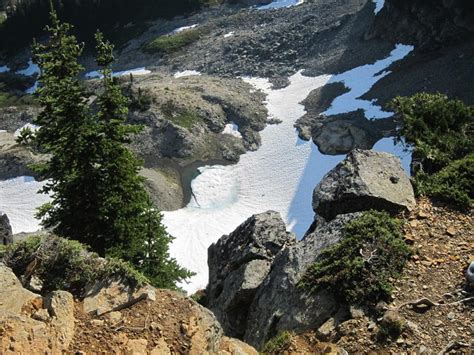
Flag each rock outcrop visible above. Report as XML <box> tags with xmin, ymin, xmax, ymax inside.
<box><xmin>244</xmin><ymin>212</ymin><xmax>360</xmax><ymax>348</ymax></box>
<box><xmin>207</xmin><ymin>150</ymin><xmax>416</xmax><ymax>348</ymax></box>
<box><xmin>0</xmin><ymin>212</ymin><xmax>13</xmax><ymax>245</ymax></box>
<box><xmin>0</xmin><ymin>263</ymin><xmax>75</xmax><ymax>353</ymax></box>
<box><xmin>368</xmin><ymin>0</ymin><xmax>474</xmax><ymax>50</ymax></box>
<box><xmin>207</xmin><ymin>211</ymin><xmax>294</xmax><ymax>338</ymax></box>
<box><xmin>83</xmin><ymin>278</ymin><xmax>157</xmax><ymax>316</ymax></box>
<box><xmin>313</xmin><ymin>149</ymin><xmax>415</xmax><ymax>220</ymax></box>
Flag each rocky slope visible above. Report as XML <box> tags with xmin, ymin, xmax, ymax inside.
<box><xmin>0</xmin><ymin>251</ymin><xmax>257</xmax><ymax>354</ymax></box>
<box><xmin>206</xmin><ymin>149</ymin><xmax>417</xmax><ymax>348</ymax></box>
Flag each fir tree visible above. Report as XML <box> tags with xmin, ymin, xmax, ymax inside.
<box><xmin>32</xmin><ymin>10</ymin><xmax>192</xmax><ymax>288</ymax></box>
<box><xmin>93</xmin><ymin>31</ymin><xmax>193</xmax><ymax>286</ymax></box>
<box><xmin>33</xmin><ymin>9</ymin><xmax>102</xmax><ymax>244</ymax></box>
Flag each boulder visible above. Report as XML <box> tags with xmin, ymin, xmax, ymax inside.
<box><xmin>0</xmin><ymin>264</ymin><xmax>75</xmax><ymax>353</ymax></box>
<box><xmin>0</xmin><ymin>212</ymin><xmax>13</xmax><ymax>245</ymax></box>
<box><xmin>219</xmin><ymin>336</ymin><xmax>259</xmax><ymax>355</ymax></box>
<box><xmin>0</xmin><ymin>262</ymin><xmax>41</xmax><ymax>314</ymax></box>
<box><xmin>83</xmin><ymin>278</ymin><xmax>156</xmax><ymax>316</ymax></box>
<box><xmin>243</xmin><ymin>213</ymin><xmax>359</xmax><ymax>348</ymax></box>
<box><xmin>207</xmin><ymin>211</ymin><xmax>294</xmax><ymax>338</ymax></box>
<box><xmin>45</xmin><ymin>291</ymin><xmax>75</xmax><ymax>349</ymax></box>
<box><xmin>313</xmin><ymin>149</ymin><xmax>415</xmax><ymax>220</ymax></box>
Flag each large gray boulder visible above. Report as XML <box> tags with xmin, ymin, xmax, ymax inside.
<box><xmin>313</xmin><ymin>149</ymin><xmax>415</xmax><ymax>220</ymax></box>
<box><xmin>0</xmin><ymin>212</ymin><xmax>13</xmax><ymax>245</ymax></box>
<box><xmin>243</xmin><ymin>213</ymin><xmax>359</xmax><ymax>348</ymax></box>
<box><xmin>207</xmin><ymin>211</ymin><xmax>294</xmax><ymax>338</ymax></box>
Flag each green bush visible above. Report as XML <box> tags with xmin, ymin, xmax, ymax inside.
<box><xmin>3</xmin><ymin>235</ymin><xmax>149</xmax><ymax>295</ymax></box>
<box><xmin>299</xmin><ymin>211</ymin><xmax>412</xmax><ymax>306</ymax></box>
<box><xmin>390</xmin><ymin>93</ymin><xmax>474</xmax><ymax>172</ymax></box>
<box><xmin>261</xmin><ymin>331</ymin><xmax>294</xmax><ymax>354</ymax></box>
<box><xmin>161</xmin><ymin>100</ymin><xmax>203</xmax><ymax>129</ymax></box>
<box><xmin>390</xmin><ymin>93</ymin><xmax>474</xmax><ymax>209</ymax></box>
<box><xmin>414</xmin><ymin>154</ymin><xmax>474</xmax><ymax>210</ymax></box>
<box><xmin>143</xmin><ymin>28</ymin><xmax>202</xmax><ymax>54</ymax></box>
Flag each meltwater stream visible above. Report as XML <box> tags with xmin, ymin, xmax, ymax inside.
<box><xmin>162</xmin><ymin>44</ymin><xmax>414</xmax><ymax>293</ymax></box>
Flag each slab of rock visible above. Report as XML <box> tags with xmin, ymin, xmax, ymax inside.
<box><xmin>313</xmin><ymin>149</ymin><xmax>415</xmax><ymax>220</ymax></box>
<box><xmin>0</xmin><ymin>263</ymin><xmax>41</xmax><ymax>314</ymax></box>
<box><xmin>45</xmin><ymin>291</ymin><xmax>75</xmax><ymax>349</ymax></box>
<box><xmin>83</xmin><ymin>278</ymin><xmax>156</xmax><ymax>316</ymax></box>
<box><xmin>243</xmin><ymin>213</ymin><xmax>359</xmax><ymax>349</ymax></box>
<box><xmin>219</xmin><ymin>336</ymin><xmax>258</xmax><ymax>355</ymax></box>
<box><xmin>0</xmin><ymin>213</ymin><xmax>13</xmax><ymax>245</ymax></box>
<box><xmin>207</xmin><ymin>211</ymin><xmax>294</xmax><ymax>338</ymax></box>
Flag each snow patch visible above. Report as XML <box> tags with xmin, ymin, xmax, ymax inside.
<box><xmin>174</xmin><ymin>70</ymin><xmax>202</xmax><ymax>78</ymax></box>
<box><xmin>173</xmin><ymin>24</ymin><xmax>198</xmax><ymax>34</ymax></box>
<box><xmin>16</xmin><ymin>59</ymin><xmax>40</xmax><ymax>76</ymax></box>
<box><xmin>224</xmin><ymin>32</ymin><xmax>235</xmax><ymax>38</ymax></box>
<box><xmin>258</xmin><ymin>0</ymin><xmax>304</xmax><ymax>10</ymax></box>
<box><xmin>323</xmin><ymin>44</ymin><xmax>414</xmax><ymax>119</ymax></box>
<box><xmin>373</xmin><ymin>0</ymin><xmax>385</xmax><ymax>14</ymax></box>
<box><xmin>162</xmin><ymin>44</ymin><xmax>413</xmax><ymax>293</ymax></box>
<box><xmin>222</xmin><ymin>122</ymin><xmax>242</xmax><ymax>138</ymax></box>
<box><xmin>0</xmin><ymin>65</ymin><xmax>10</xmax><ymax>73</ymax></box>
<box><xmin>85</xmin><ymin>67</ymin><xmax>151</xmax><ymax>79</ymax></box>
<box><xmin>0</xmin><ymin>176</ymin><xmax>49</xmax><ymax>234</ymax></box>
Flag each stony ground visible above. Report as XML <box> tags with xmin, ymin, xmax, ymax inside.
<box><xmin>330</xmin><ymin>198</ymin><xmax>473</xmax><ymax>354</ymax></box>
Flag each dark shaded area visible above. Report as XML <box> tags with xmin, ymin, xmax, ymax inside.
<box><xmin>367</xmin><ymin>0</ymin><xmax>474</xmax><ymax>51</ymax></box>
<box><xmin>0</xmin><ymin>0</ymin><xmax>217</xmax><ymax>53</ymax></box>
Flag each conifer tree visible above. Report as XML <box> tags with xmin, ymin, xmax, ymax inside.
<box><xmin>33</xmin><ymin>9</ymin><xmax>102</xmax><ymax>243</ymax></box>
<box><xmin>92</xmin><ymin>31</ymin><xmax>192</xmax><ymax>286</ymax></box>
<box><xmin>32</xmin><ymin>10</ymin><xmax>192</xmax><ymax>288</ymax></box>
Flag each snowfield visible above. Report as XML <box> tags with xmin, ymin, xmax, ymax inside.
<box><xmin>0</xmin><ymin>176</ymin><xmax>49</xmax><ymax>234</ymax></box>
<box><xmin>258</xmin><ymin>0</ymin><xmax>304</xmax><ymax>10</ymax></box>
<box><xmin>173</xmin><ymin>70</ymin><xmax>202</xmax><ymax>78</ymax></box>
<box><xmin>163</xmin><ymin>44</ymin><xmax>414</xmax><ymax>293</ymax></box>
<box><xmin>85</xmin><ymin>67</ymin><xmax>151</xmax><ymax>79</ymax></box>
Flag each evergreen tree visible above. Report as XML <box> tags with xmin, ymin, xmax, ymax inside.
<box><xmin>33</xmin><ymin>10</ymin><xmax>192</xmax><ymax>288</ymax></box>
<box><xmin>33</xmin><ymin>9</ymin><xmax>102</xmax><ymax>244</ymax></box>
<box><xmin>93</xmin><ymin>31</ymin><xmax>193</xmax><ymax>286</ymax></box>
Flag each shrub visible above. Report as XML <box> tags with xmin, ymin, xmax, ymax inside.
<box><xmin>3</xmin><ymin>235</ymin><xmax>149</xmax><ymax>295</ymax></box>
<box><xmin>390</xmin><ymin>93</ymin><xmax>474</xmax><ymax>209</ymax></box>
<box><xmin>161</xmin><ymin>100</ymin><xmax>203</xmax><ymax>129</ymax></box>
<box><xmin>15</xmin><ymin>126</ymin><xmax>36</xmax><ymax>146</ymax></box>
<box><xmin>143</xmin><ymin>28</ymin><xmax>202</xmax><ymax>54</ymax></box>
<box><xmin>299</xmin><ymin>211</ymin><xmax>412</xmax><ymax>306</ymax></box>
<box><xmin>414</xmin><ymin>154</ymin><xmax>474</xmax><ymax>210</ymax></box>
<box><xmin>261</xmin><ymin>331</ymin><xmax>294</xmax><ymax>354</ymax></box>
<box><xmin>390</xmin><ymin>93</ymin><xmax>474</xmax><ymax>173</ymax></box>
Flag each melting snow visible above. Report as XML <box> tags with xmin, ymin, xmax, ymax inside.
<box><xmin>373</xmin><ymin>0</ymin><xmax>385</xmax><ymax>14</ymax></box>
<box><xmin>174</xmin><ymin>70</ymin><xmax>202</xmax><ymax>78</ymax></box>
<box><xmin>0</xmin><ymin>65</ymin><xmax>10</xmax><ymax>73</ymax></box>
<box><xmin>258</xmin><ymin>0</ymin><xmax>304</xmax><ymax>10</ymax></box>
<box><xmin>222</xmin><ymin>122</ymin><xmax>242</xmax><ymax>138</ymax></box>
<box><xmin>0</xmin><ymin>176</ymin><xmax>49</xmax><ymax>234</ymax></box>
<box><xmin>16</xmin><ymin>59</ymin><xmax>40</xmax><ymax>76</ymax></box>
<box><xmin>163</xmin><ymin>44</ymin><xmax>413</xmax><ymax>293</ymax></box>
<box><xmin>173</xmin><ymin>24</ymin><xmax>198</xmax><ymax>34</ymax></box>
<box><xmin>85</xmin><ymin>67</ymin><xmax>151</xmax><ymax>79</ymax></box>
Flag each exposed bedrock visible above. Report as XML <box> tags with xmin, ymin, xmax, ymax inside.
<box><xmin>206</xmin><ymin>150</ymin><xmax>415</xmax><ymax>348</ymax></box>
<box><xmin>368</xmin><ymin>0</ymin><xmax>474</xmax><ymax>50</ymax></box>
<box><xmin>207</xmin><ymin>211</ymin><xmax>294</xmax><ymax>338</ymax></box>
<box><xmin>295</xmin><ymin>83</ymin><xmax>396</xmax><ymax>155</ymax></box>
<box><xmin>0</xmin><ymin>213</ymin><xmax>13</xmax><ymax>245</ymax></box>
<box><xmin>313</xmin><ymin>149</ymin><xmax>415</xmax><ymax>220</ymax></box>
